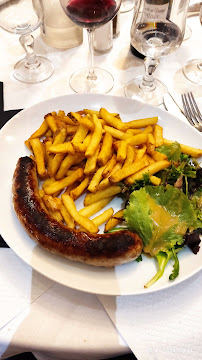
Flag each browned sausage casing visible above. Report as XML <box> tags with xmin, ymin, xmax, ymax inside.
<box><xmin>12</xmin><ymin>157</ymin><xmax>142</xmax><ymax>267</ymax></box>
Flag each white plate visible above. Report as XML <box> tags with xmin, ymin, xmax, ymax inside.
<box><xmin>0</xmin><ymin>94</ymin><xmax>201</xmax><ymax>296</ymax></box>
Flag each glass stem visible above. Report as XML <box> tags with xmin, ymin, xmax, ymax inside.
<box><xmin>19</xmin><ymin>34</ymin><xmax>40</xmax><ymax>70</ymax></box>
<box><xmin>140</xmin><ymin>57</ymin><xmax>159</xmax><ymax>91</ymax></box>
<box><xmin>87</xmin><ymin>28</ymin><xmax>97</xmax><ymax>81</ymax></box>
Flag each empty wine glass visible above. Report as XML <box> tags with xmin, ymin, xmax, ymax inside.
<box><xmin>59</xmin><ymin>0</ymin><xmax>122</xmax><ymax>93</ymax></box>
<box><xmin>183</xmin><ymin>3</ymin><xmax>202</xmax><ymax>85</ymax></box>
<box><xmin>125</xmin><ymin>0</ymin><xmax>190</xmax><ymax>106</ymax></box>
<box><xmin>0</xmin><ymin>0</ymin><xmax>54</xmax><ymax>83</ymax></box>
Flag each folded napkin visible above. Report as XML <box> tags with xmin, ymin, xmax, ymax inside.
<box><xmin>0</xmin><ymin>250</ymin><xmax>129</xmax><ymax>360</ymax></box>
<box><xmin>98</xmin><ymin>270</ymin><xmax>202</xmax><ymax>360</ymax></box>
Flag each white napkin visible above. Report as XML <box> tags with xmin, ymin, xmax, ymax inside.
<box><xmin>98</xmin><ymin>269</ymin><xmax>202</xmax><ymax>360</ymax></box>
<box><xmin>0</xmin><ymin>249</ymin><xmax>128</xmax><ymax>360</ymax></box>
<box><xmin>0</xmin><ymin>249</ymin><xmax>54</xmax><ymax>332</ymax></box>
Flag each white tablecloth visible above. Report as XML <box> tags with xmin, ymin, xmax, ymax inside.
<box><xmin>0</xmin><ymin>2</ymin><xmax>202</xmax><ymax>360</ymax></box>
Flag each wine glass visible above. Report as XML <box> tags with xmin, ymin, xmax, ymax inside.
<box><xmin>59</xmin><ymin>0</ymin><xmax>122</xmax><ymax>94</ymax></box>
<box><xmin>125</xmin><ymin>0</ymin><xmax>190</xmax><ymax>106</ymax></box>
<box><xmin>183</xmin><ymin>3</ymin><xmax>202</xmax><ymax>85</ymax></box>
<box><xmin>0</xmin><ymin>0</ymin><xmax>54</xmax><ymax>83</ymax></box>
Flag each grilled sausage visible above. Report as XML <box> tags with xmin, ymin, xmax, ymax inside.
<box><xmin>12</xmin><ymin>156</ymin><xmax>142</xmax><ymax>267</ymax></box>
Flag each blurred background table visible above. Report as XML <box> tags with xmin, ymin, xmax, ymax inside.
<box><xmin>0</xmin><ymin>1</ymin><xmax>202</xmax><ymax>360</ymax></box>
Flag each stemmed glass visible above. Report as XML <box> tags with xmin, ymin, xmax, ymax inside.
<box><xmin>0</xmin><ymin>0</ymin><xmax>54</xmax><ymax>83</ymax></box>
<box><xmin>183</xmin><ymin>3</ymin><xmax>202</xmax><ymax>85</ymax></box>
<box><xmin>125</xmin><ymin>0</ymin><xmax>190</xmax><ymax>106</ymax></box>
<box><xmin>59</xmin><ymin>0</ymin><xmax>122</xmax><ymax>93</ymax></box>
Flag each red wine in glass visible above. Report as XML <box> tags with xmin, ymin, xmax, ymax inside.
<box><xmin>60</xmin><ymin>0</ymin><xmax>122</xmax><ymax>93</ymax></box>
<box><xmin>65</xmin><ymin>0</ymin><xmax>117</xmax><ymax>28</ymax></box>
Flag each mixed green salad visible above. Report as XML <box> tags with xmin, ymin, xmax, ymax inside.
<box><xmin>108</xmin><ymin>142</ymin><xmax>202</xmax><ymax>288</ymax></box>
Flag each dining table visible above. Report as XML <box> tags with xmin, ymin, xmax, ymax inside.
<box><xmin>0</xmin><ymin>1</ymin><xmax>202</xmax><ymax>360</ymax></box>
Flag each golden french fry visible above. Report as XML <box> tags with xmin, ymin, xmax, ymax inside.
<box><xmin>44</xmin><ymin>139</ymin><xmax>54</xmax><ymax>174</ymax></box>
<box><xmin>150</xmin><ymin>175</ymin><xmax>161</xmax><ymax>185</ymax></box>
<box><xmin>126</xmin><ymin>129</ymin><xmax>142</xmax><ymax>136</ymax></box>
<box><xmin>84</xmin><ymin>109</ymin><xmax>118</xmax><ymax>117</ymax></box>
<box><xmin>134</xmin><ymin>145</ymin><xmax>147</xmax><ymax>162</ymax></box>
<box><xmin>45</xmin><ymin>114</ymin><xmax>58</xmax><ymax>133</ymax></box>
<box><xmin>151</xmin><ymin>150</ymin><xmax>167</xmax><ymax>162</ymax></box>
<box><xmin>97</xmin><ymin>162</ymin><xmax>122</xmax><ymax>190</ymax></box>
<box><xmin>87</xmin><ymin>166</ymin><xmax>105</xmax><ymax>193</ymax></box>
<box><xmin>50</xmin><ymin>153</ymin><xmax>66</xmax><ymax>176</ymax></box>
<box><xmin>60</xmin><ymin>204</ymin><xmax>75</xmax><ymax>229</ymax></box>
<box><xmin>39</xmin><ymin>189</ymin><xmax>45</xmax><ymax>198</ymax></box>
<box><xmin>123</xmin><ymin>145</ymin><xmax>136</xmax><ymax>168</ymax></box>
<box><xmin>146</xmin><ymin>133</ymin><xmax>155</xmax><ymax>154</ymax></box>
<box><xmin>25</xmin><ymin>139</ymin><xmax>32</xmax><ymax>152</ymax></box>
<box><xmin>72</xmin><ymin>133</ymin><xmax>92</xmax><ymax>153</ymax></box>
<box><xmin>30</xmin><ymin>138</ymin><xmax>47</xmax><ymax>180</ymax></box>
<box><xmin>84</xmin><ymin>185</ymin><xmax>122</xmax><ymax>206</ymax></box>
<box><xmin>153</xmin><ymin>124</ymin><xmax>163</xmax><ymax>147</ymax></box>
<box><xmin>144</xmin><ymin>154</ymin><xmax>156</xmax><ymax>164</ymax></box>
<box><xmin>102</xmin><ymin>154</ymin><xmax>117</xmax><ymax>178</ymax></box>
<box><xmin>85</xmin><ymin>114</ymin><xmax>103</xmax><ymax>157</ymax></box>
<box><xmin>30</xmin><ymin>120</ymin><xmax>49</xmax><ymax>139</ymax></box>
<box><xmin>109</xmin><ymin>158</ymin><xmax>149</xmax><ymax>184</ymax></box>
<box><xmin>71</xmin><ymin>123</ymin><xmax>89</xmax><ymax>146</ymax></box>
<box><xmin>104</xmin><ymin>209</ymin><xmax>124</xmax><ymax>232</ymax></box>
<box><xmin>44</xmin><ymin>168</ymin><xmax>84</xmax><ymax>195</ymax></box>
<box><xmin>66</xmin><ymin>125</ymin><xmax>79</xmax><ymax>134</ymax></box>
<box><xmin>142</xmin><ymin>125</ymin><xmax>154</xmax><ymax>134</ymax></box>
<box><xmin>70</xmin><ymin>177</ymin><xmax>90</xmax><ymax>200</ymax></box>
<box><xmin>97</xmin><ymin>132</ymin><xmax>113</xmax><ymax>166</ymax></box>
<box><xmin>61</xmin><ymin>194</ymin><xmax>98</xmax><ymax>233</ymax></box>
<box><xmin>103</xmin><ymin>125</ymin><xmax>129</xmax><ymax>140</ymax></box>
<box><xmin>125</xmin><ymin>133</ymin><xmax>148</xmax><ymax>146</ymax></box>
<box><xmin>79</xmin><ymin>197</ymin><xmax>113</xmax><ymax>217</ymax></box>
<box><xmin>84</xmin><ymin>144</ymin><xmax>100</xmax><ymax>175</ymax></box>
<box><xmin>52</xmin><ymin>127</ymin><xmax>67</xmax><ymax>146</ymax></box>
<box><xmin>100</xmin><ymin>108</ymin><xmax>125</xmax><ymax>131</ymax></box>
<box><xmin>163</xmin><ymin>139</ymin><xmax>202</xmax><ymax>158</ymax></box>
<box><xmin>42</xmin><ymin>176</ymin><xmax>56</xmax><ymax>190</ymax></box>
<box><xmin>73</xmin><ymin>114</ymin><xmax>94</xmax><ymax>132</ymax></box>
<box><xmin>48</xmin><ymin>142</ymin><xmax>75</xmax><ymax>154</ymax></box>
<box><xmin>42</xmin><ymin>195</ymin><xmax>63</xmax><ymax>222</ymax></box>
<box><xmin>45</xmin><ymin>129</ymin><xmax>53</xmax><ymax>138</ymax></box>
<box><xmin>125</xmin><ymin>160</ymin><xmax>170</xmax><ymax>185</ymax></box>
<box><xmin>116</xmin><ymin>140</ymin><xmax>128</xmax><ymax>163</ymax></box>
<box><xmin>43</xmin><ymin>195</ymin><xmax>61</xmax><ymax>211</ymax></box>
<box><xmin>123</xmin><ymin>117</ymin><xmax>158</xmax><ymax>130</ymax></box>
<box><xmin>56</xmin><ymin>153</ymin><xmax>84</xmax><ymax>180</ymax></box>
<box><xmin>91</xmin><ymin>208</ymin><xmax>114</xmax><ymax>227</ymax></box>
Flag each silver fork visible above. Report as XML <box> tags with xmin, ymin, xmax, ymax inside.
<box><xmin>181</xmin><ymin>92</ymin><xmax>202</xmax><ymax>132</ymax></box>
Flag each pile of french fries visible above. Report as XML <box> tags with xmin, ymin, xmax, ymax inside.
<box><xmin>25</xmin><ymin>107</ymin><xmax>202</xmax><ymax>234</ymax></box>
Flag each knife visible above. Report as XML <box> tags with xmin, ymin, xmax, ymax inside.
<box><xmin>163</xmin><ymin>93</ymin><xmax>186</xmax><ymax>121</ymax></box>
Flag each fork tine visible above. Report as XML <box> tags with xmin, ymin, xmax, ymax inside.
<box><xmin>189</xmin><ymin>92</ymin><xmax>202</xmax><ymax>124</ymax></box>
<box><xmin>181</xmin><ymin>92</ymin><xmax>202</xmax><ymax>132</ymax></box>
<box><xmin>181</xmin><ymin>94</ymin><xmax>195</xmax><ymax>127</ymax></box>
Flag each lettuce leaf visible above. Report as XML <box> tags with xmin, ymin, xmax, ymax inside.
<box><xmin>123</xmin><ymin>185</ymin><xmax>200</xmax><ymax>287</ymax></box>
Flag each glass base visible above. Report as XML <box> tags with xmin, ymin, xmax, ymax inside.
<box><xmin>13</xmin><ymin>56</ymin><xmax>54</xmax><ymax>83</ymax></box>
<box><xmin>120</xmin><ymin>0</ymin><xmax>134</xmax><ymax>13</ymax></box>
<box><xmin>124</xmin><ymin>76</ymin><xmax>167</xmax><ymax>106</ymax></box>
<box><xmin>183</xmin><ymin>59</ymin><xmax>202</xmax><ymax>85</ymax></box>
<box><xmin>69</xmin><ymin>67</ymin><xmax>114</xmax><ymax>94</ymax></box>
